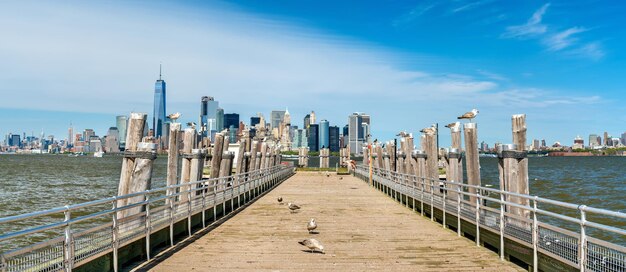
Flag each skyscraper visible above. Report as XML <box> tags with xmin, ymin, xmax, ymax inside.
<box><xmin>348</xmin><ymin>112</ymin><xmax>370</xmax><ymax>155</ymax></box>
<box><xmin>200</xmin><ymin>96</ymin><xmax>219</xmax><ymax>137</ymax></box>
<box><xmin>116</xmin><ymin>115</ymin><xmax>128</xmax><ymax>149</ymax></box>
<box><xmin>308</xmin><ymin>124</ymin><xmax>319</xmax><ymax>152</ymax></box>
<box><xmin>153</xmin><ymin>66</ymin><xmax>167</xmax><ymax>138</ymax></box>
<box><xmin>68</xmin><ymin>123</ymin><xmax>73</xmax><ymax>147</ymax></box>
<box><xmin>216</xmin><ymin>108</ymin><xmax>224</xmax><ymax>131</ymax></box>
<box><xmin>224</xmin><ymin>113</ymin><xmax>240</xmax><ymax>130</ymax></box>
<box><xmin>604</xmin><ymin>131</ymin><xmax>609</xmax><ymax>146</ymax></box>
<box><xmin>250</xmin><ymin>116</ymin><xmax>261</xmax><ymax>127</ymax></box>
<box><xmin>270</xmin><ymin>110</ymin><xmax>286</xmax><ymax>130</ymax></box>
<box><xmin>303</xmin><ymin>114</ymin><xmax>311</xmax><ymax>129</ymax></box>
<box><xmin>319</xmin><ymin>119</ymin><xmax>329</xmax><ymax>149</ymax></box>
<box><xmin>329</xmin><ymin>125</ymin><xmax>340</xmax><ymax>152</ymax></box>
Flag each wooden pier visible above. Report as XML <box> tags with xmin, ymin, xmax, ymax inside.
<box><xmin>139</xmin><ymin>172</ymin><xmax>524</xmax><ymax>271</ymax></box>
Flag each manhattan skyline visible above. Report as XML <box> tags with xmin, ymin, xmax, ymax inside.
<box><xmin>1</xmin><ymin>1</ymin><xmax>626</xmax><ymax>147</ymax></box>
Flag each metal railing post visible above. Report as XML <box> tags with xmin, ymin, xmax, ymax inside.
<box><xmin>579</xmin><ymin>205</ymin><xmax>587</xmax><ymax>272</ymax></box>
<box><xmin>202</xmin><ymin>184</ymin><xmax>206</xmax><ymax>229</ymax></box>
<box><xmin>442</xmin><ymin>184</ymin><xmax>447</xmax><ymax>229</ymax></box>
<box><xmin>63</xmin><ymin>206</ymin><xmax>73</xmax><ymax>272</ymax></box>
<box><xmin>412</xmin><ymin>178</ymin><xmax>416</xmax><ymax>212</ymax></box>
<box><xmin>475</xmin><ymin>193</ymin><xmax>480</xmax><ymax>247</ymax></box>
<box><xmin>420</xmin><ymin>177</ymin><xmax>425</xmax><ymax>216</ymax></box>
<box><xmin>145</xmin><ymin>195</ymin><xmax>151</xmax><ymax>260</ymax></box>
<box><xmin>430</xmin><ymin>179</ymin><xmax>434</xmax><ymax>221</ymax></box>
<box><xmin>499</xmin><ymin>192</ymin><xmax>505</xmax><ymax>260</ymax></box>
<box><xmin>187</xmin><ymin>186</ymin><xmax>192</xmax><ymax>237</ymax></box>
<box><xmin>532</xmin><ymin>197</ymin><xmax>538</xmax><ymax>272</ymax></box>
<box><xmin>169</xmin><ymin>195</ymin><xmax>174</xmax><ymax>247</ymax></box>
<box><xmin>457</xmin><ymin>186</ymin><xmax>461</xmax><ymax>237</ymax></box>
<box><xmin>213</xmin><ymin>182</ymin><xmax>217</xmax><ymax>222</ymax></box>
<box><xmin>112</xmin><ymin>199</ymin><xmax>119</xmax><ymax>272</ymax></box>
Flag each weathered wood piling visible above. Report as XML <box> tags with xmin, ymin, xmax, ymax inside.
<box><xmin>463</xmin><ymin>123</ymin><xmax>481</xmax><ymax>204</ymax></box>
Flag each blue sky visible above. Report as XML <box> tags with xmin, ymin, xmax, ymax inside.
<box><xmin>1</xmin><ymin>0</ymin><xmax>625</xmax><ymax>147</ymax></box>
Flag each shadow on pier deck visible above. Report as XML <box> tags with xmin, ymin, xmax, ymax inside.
<box><xmin>137</xmin><ymin>172</ymin><xmax>523</xmax><ymax>271</ymax></box>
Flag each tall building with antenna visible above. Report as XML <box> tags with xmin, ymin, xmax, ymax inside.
<box><xmin>153</xmin><ymin>65</ymin><xmax>167</xmax><ymax>138</ymax></box>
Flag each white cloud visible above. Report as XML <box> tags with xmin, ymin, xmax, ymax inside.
<box><xmin>451</xmin><ymin>0</ymin><xmax>492</xmax><ymax>13</ymax></box>
<box><xmin>567</xmin><ymin>42</ymin><xmax>605</xmax><ymax>61</ymax></box>
<box><xmin>502</xmin><ymin>3</ymin><xmax>550</xmax><ymax>38</ymax></box>
<box><xmin>0</xmin><ymin>1</ymin><xmax>606</xmax><ymax>143</ymax></box>
<box><xmin>544</xmin><ymin>27</ymin><xmax>587</xmax><ymax>51</ymax></box>
<box><xmin>392</xmin><ymin>3</ymin><xmax>437</xmax><ymax>27</ymax></box>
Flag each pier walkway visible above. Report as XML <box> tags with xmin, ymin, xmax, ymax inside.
<box><xmin>141</xmin><ymin>172</ymin><xmax>523</xmax><ymax>271</ymax></box>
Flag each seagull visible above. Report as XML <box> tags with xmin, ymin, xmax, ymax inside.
<box><xmin>420</xmin><ymin>126</ymin><xmax>436</xmax><ymax>135</ymax></box>
<box><xmin>445</xmin><ymin>122</ymin><xmax>460</xmax><ymax>129</ymax></box>
<box><xmin>457</xmin><ymin>109</ymin><xmax>479</xmax><ymax>122</ymax></box>
<box><xmin>298</xmin><ymin>238</ymin><xmax>324</xmax><ymax>254</ymax></box>
<box><xmin>167</xmin><ymin>112</ymin><xmax>181</xmax><ymax>122</ymax></box>
<box><xmin>288</xmin><ymin>202</ymin><xmax>301</xmax><ymax>213</ymax></box>
<box><xmin>278</xmin><ymin>196</ymin><xmax>283</xmax><ymax>204</ymax></box>
<box><xmin>187</xmin><ymin>122</ymin><xmax>196</xmax><ymax>129</ymax></box>
<box><xmin>307</xmin><ymin>218</ymin><xmax>317</xmax><ymax>233</ymax></box>
<box><xmin>339</xmin><ymin>177</ymin><xmax>343</xmax><ymax>180</ymax></box>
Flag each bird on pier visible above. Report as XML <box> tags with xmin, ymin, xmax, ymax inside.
<box><xmin>307</xmin><ymin>218</ymin><xmax>317</xmax><ymax>233</ymax></box>
<box><xmin>167</xmin><ymin>112</ymin><xmax>181</xmax><ymax>123</ymax></box>
<box><xmin>445</xmin><ymin>122</ymin><xmax>460</xmax><ymax>130</ymax></box>
<box><xmin>187</xmin><ymin>122</ymin><xmax>197</xmax><ymax>129</ymax></box>
<box><xmin>298</xmin><ymin>238</ymin><xmax>325</xmax><ymax>254</ymax></box>
<box><xmin>277</xmin><ymin>196</ymin><xmax>283</xmax><ymax>204</ymax></box>
<box><xmin>420</xmin><ymin>125</ymin><xmax>436</xmax><ymax>135</ymax></box>
<box><xmin>457</xmin><ymin>109</ymin><xmax>479</xmax><ymax>122</ymax></box>
<box><xmin>288</xmin><ymin>202</ymin><xmax>301</xmax><ymax>213</ymax></box>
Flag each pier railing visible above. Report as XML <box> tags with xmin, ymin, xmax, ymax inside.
<box><xmin>0</xmin><ymin>165</ymin><xmax>295</xmax><ymax>272</ymax></box>
<box><xmin>353</xmin><ymin>165</ymin><xmax>626</xmax><ymax>272</ymax></box>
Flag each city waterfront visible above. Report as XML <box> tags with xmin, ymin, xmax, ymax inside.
<box><xmin>1</xmin><ymin>154</ymin><xmax>624</xmax><ymax>244</ymax></box>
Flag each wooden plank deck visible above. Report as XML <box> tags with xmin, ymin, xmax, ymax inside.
<box><xmin>140</xmin><ymin>172</ymin><xmax>524</xmax><ymax>271</ymax></box>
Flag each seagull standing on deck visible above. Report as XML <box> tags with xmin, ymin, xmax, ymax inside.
<box><xmin>187</xmin><ymin>122</ymin><xmax>196</xmax><ymax>129</ymax></box>
<box><xmin>288</xmin><ymin>202</ymin><xmax>301</xmax><ymax>213</ymax></box>
<box><xmin>298</xmin><ymin>238</ymin><xmax>325</xmax><ymax>254</ymax></box>
<box><xmin>307</xmin><ymin>218</ymin><xmax>317</xmax><ymax>233</ymax></box>
<box><xmin>457</xmin><ymin>109</ymin><xmax>479</xmax><ymax>122</ymax></box>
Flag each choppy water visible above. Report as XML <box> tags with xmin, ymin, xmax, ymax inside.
<box><xmin>0</xmin><ymin>155</ymin><xmax>624</xmax><ymax>248</ymax></box>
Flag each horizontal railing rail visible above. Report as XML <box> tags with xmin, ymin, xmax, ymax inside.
<box><xmin>0</xmin><ymin>165</ymin><xmax>295</xmax><ymax>272</ymax></box>
<box><xmin>353</xmin><ymin>165</ymin><xmax>626</xmax><ymax>272</ymax></box>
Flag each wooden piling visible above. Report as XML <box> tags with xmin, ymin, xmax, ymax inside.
<box><xmin>424</xmin><ymin>131</ymin><xmax>439</xmax><ymax>194</ymax></box>
<box><xmin>447</xmin><ymin>123</ymin><xmax>463</xmax><ymax>200</ymax></box>
<box><xmin>179</xmin><ymin>128</ymin><xmax>196</xmax><ymax>202</ymax></box>
<box><xmin>249</xmin><ymin>140</ymin><xmax>258</xmax><ymax>171</ymax></box>
<box><xmin>166</xmin><ymin>123</ymin><xmax>181</xmax><ymax>201</ymax></box>
<box><xmin>210</xmin><ymin>133</ymin><xmax>224</xmax><ymax>179</ymax></box>
<box><xmin>117</xmin><ymin>113</ymin><xmax>150</xmax><ymax>219</ymax></box>
<box><xmin>511</xmin><ymin>114</ymin><xmax>530</xmax><ymax>219</ymax></box>
<box><xmin>236</xmin><ymin>138</ymin><xmax>247</xmax><ymax>175</ymax></box>
<box><xmin>463</xmin><ymin>123</ymin><xmax>481</xmax><ymax>204</ymax></box>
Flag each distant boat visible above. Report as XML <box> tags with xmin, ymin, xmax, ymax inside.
<box><xmin>479</xmin><ymin>153</ymin><xmax>497</xmax><ymax>158</ymax></box>
<box><xmin>94</xmin><ymin>151</ymin><xmax>104</xmax><ymax>158</ymax></box>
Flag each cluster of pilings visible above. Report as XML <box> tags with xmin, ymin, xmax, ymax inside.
<box><xmin>369</xmin><ymin>114</ymin><xmax>530</xmax><ymax>218</ymax></box>
<box><xmin>319</xmin><ymin>148</ymin><xmax>330</xmax><ymax>168</ymax></box>
<box><xmin>115</xmin><ymin>112</ymin><xmax>283</xmax><ymax>221</ymax></box>
<box><xmin>339</xmin><ymin>147</ymin><xmax>350</xmax><ymax>167</ymax></box>
<box><xmin>297</xmin><ymin>147</ymin><xmax>309</xmax><ymax>167</ymax></box>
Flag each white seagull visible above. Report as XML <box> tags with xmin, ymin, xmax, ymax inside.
<box><xmin>187</xmin><ymin>122</ymin><xmax>196</xmax><ymax>129</ymax></box>
<box><xmin>457</xmin><ymin>109</ymin><xmax>479</xmax><ymax>122</ymax></box>
<box><xmin>167</xmin><ymin>112</ymin><xmax>181</xmax><ymax>122</ymax></box>
<box><xmin>288</xmin><ymin>202</ymin><xmax>301</xmax><ymax>213</ymax></box>
<box><xmin>445</xmin><ymin>122</ymin><xmax>460</xmax><ymax>129</ymax></box>
<box><xmin>420</xmin><ymin>126</ymin><xmax>436</xmax><ymax>135</ymax></box>
<box><xmin>307</xmin><ymin>218</ymin><xmax>317</xmax><ymax>233</ymax></box>
<box><xmin>298</xmin><ymin>238</ymin><xmax>325</xmax><ymax>254</ymax></box>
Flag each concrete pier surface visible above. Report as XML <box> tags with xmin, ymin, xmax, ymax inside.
<box><xmin>141</xmin><ymin>172</ymin><xmax>524</xmax><ymax>271</ymax></box>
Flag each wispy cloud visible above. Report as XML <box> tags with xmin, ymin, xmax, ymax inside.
<box><xmin>451</xmin><ymin>0</ymin><xmax>492</xmax><ymax>14</ymax></box>
<box><xmin>501</xmin><ymin>3</ymin><xmax>550</xmax><ymax>38</ymax></box>
<box><xmin>567</xmin><ymin>42</ymin><xmax>605</xmax><ymax>61</ymax></box>
<box><xmin>476</xmin><ymin>69</ymin><xmax>508</xmax><ymax>81</ymax></box>
<box><xmin>543</xmin><ymin>27</ymin><xmax>587</xmax><ymax>51</ymax></box>
<box><xmin>392</xmin><ymin>3</ymin><xmax>437</xmax><ymax>27</ymax></box>
<box><xmin>502</xmin><ymin>3</ymin><xmax>604</xmax><ymax>60</ymax></box>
